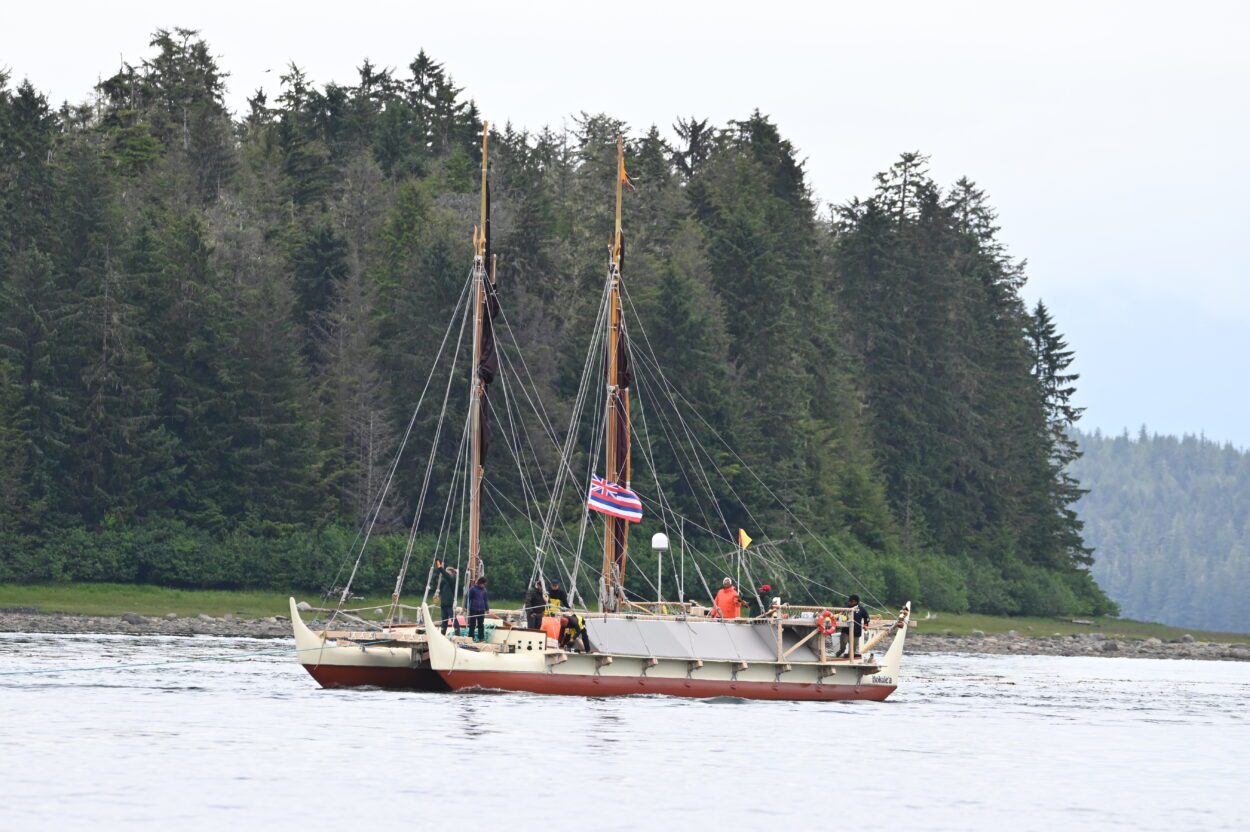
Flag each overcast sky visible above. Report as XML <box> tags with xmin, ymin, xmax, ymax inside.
<box><xmin>4</xmin><ymin>0</ymin><xmax>1247</xmax><ymax>445</ymax></box>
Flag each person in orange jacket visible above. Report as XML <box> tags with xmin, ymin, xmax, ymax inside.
<box><xmin>713</xmin><ymin>577</ymin><xmax>745</xmax><ymax>620</ymax></box>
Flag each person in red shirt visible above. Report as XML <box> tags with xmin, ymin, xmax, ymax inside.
<box><xmin>713</xmin><ymin>577</ymin><xmax>745</xmax><ymax>620</ymax></box>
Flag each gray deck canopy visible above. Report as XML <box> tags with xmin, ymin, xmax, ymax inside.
<box><xmin>583</xmin><ymin>617</ymin><xmax>820</xmax><ymax>663</ymax></box>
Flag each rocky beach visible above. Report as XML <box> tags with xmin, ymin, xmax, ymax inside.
<box><xmin>2</xmin><ymin>608</ymin><xmax>1247</xmax><ymax>662</ymax></box>
<box><xmin>908</xmin><ymin>630</ymin><xmax>1250</xmax><ymax>662</ymax></box>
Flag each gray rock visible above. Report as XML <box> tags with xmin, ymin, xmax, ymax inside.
<box><xmin>121</xmin><ymin>612</ymin><xmax>146</xmax><ymax>625</ymax></box>
<box><xmin>196</xmin><ymin>613</ymin><xmax>215</xmax><ymax>622</ymax></box>
<box><xmin>1144</xmin><ymin>637</ymin><xmax>1162</xmax><ymax>646</ymax></box>
<box><xmin>296</xmin><ymin>601</ymin><xmax>313</xmax><ymax>612</ymax></box>
<box><xmin>970</xmin><ymin>629</ymin><xmax>985</xmax><ymax>637</ymax></box>
<box><xmin>164</xmin><ymin>612</ymin><xmax>178</xmax><ymax>620</ymax></box>
<box><xmin>1180</xmin><ymin>634</ymin><xmax>1195</xmax><ymax>643</ymax></box>
<box><xmin>1090</xmin><ymin>632</ymin><xmax>1107</xmax><ymax>640</ymax></box>
<box><xmin>1102</xmin><ymin>640</ymin><xmax>1119</xmax><ymax>652</ymax></box>
<box><xmin>1006</xmin><ymin>630</ymin><xmax>1019</xmax><ymax>638</ymax></box>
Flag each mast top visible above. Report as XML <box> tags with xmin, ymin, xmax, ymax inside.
<box><xmin>613</xmin><ymin>136</ymin><xmax>624</xmax><ymax>269</ymax></box>
<box><xmin>476</xmin><ymin>121</ymin><xmax>490</xmax><ymax>259</ymax></box>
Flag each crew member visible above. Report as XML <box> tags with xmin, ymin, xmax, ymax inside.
<box><xmin>524</xmin><ymin>581</ymin><xmax>546</xmax><ymax>630</ymax></box>
<box><xmin>758</xmin><ymin>583</ymin><xmax>774</xmax><ymax>613</ymax></box>
<box><xmin>467</xmin><ymin>576</ymin><xmax>490</xmax><ymax>642</ymax></box>
<box><xmin>547</xmin><ymin>578</ymin><xmax>569</xmax><ymax>613</ymax></box>
<box><xmin>713</xmin><ymin>577</ymin><xmax>745</xmax><ymax>620</ymax></box>
<box><xmin>559</xmin><ymin>613</ymin><xmax>591</xmax><ymax>653</ymax></box>
<box><xmin>434</xmin><ymin>560</ymin><xmax>461</xmax><ymax>636</ymax></box>
<box><xmin>837</xmin><ymin>594</ymin><xmax>871</xmax><ymax>658</ymax></box>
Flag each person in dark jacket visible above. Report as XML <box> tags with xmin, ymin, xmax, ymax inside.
<box><xmin>466</xmin><ymin>576</ymin><xmax>490</xmax><ymax>642</ymax></box>
<box><xmin>837</xmin><ymin>594</ymin><xmax>871</xmax><ymax>658</ymax></box>
<box><xmin>434</xmin><ymin>560</ymin><xmax>460</xmax><ymax>636</ymax></box>
<box><xmin>524</xmin><ymin>581</ymin><xmax>546</xmax><ymax>630</ymax></box>
<box><xmin>547</xmin><ymin>579</ymin><xmax>569</xmax><ymax>612</ymax></box>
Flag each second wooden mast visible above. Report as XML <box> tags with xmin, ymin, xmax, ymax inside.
<box><xmin>468</xmin><ymin>122</ymin><xmax>495</xmax><ymax>585</ymax></box>
<box><xmin>600</xmin><ymin>138</ymin><xmax>632</xmax><ymax>612</ymax></box>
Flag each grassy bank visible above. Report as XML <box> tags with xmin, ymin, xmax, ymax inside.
<box><xmin>911</xmin><ymin>610</ymin><xmax>1250</xmax><ymax>644</ymax></box>
<box><xmin>0</xmin><ymin>583</ymin><xmax>384</xmax><ymax>619</ymax></box>
<box><xmin>2</xmin><ymin>583</ymin><xmax>1246</xmax><ymax>644</ymax></box>
<box><xmin>0</xmin><ymin>583</ymin><xmax>524</xmax><ymax>619</ymax></box>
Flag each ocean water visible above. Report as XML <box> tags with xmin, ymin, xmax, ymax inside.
<box><xmin>1</xmin><ymin>632</ymin><xmax>1247</xmax><ymax>831</ymax></box>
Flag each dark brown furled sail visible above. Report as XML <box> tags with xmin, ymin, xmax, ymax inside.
<box><xmin>601</xmin><ymin>138</ymin><xmax>633</xmax><ymax>611</ymax></box>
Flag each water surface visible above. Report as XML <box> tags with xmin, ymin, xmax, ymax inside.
<box><xmin>2</xmin><ymin>633</ymin><xmax>1246</xmax><ymax>831</ymax></box>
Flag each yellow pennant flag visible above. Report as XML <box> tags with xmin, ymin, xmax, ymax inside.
<box><xmin>738</xmin><ymin>528</ymin><xmax>752</xmax><ymax>549</ymax></box>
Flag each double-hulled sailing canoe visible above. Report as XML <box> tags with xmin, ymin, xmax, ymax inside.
<box><xmin>290</xmin><ymin>127</ymin><xmax>913</xmax><ymax>701</ymax></box>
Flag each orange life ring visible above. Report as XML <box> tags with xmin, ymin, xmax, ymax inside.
<box><xmin>817</xmin><ymin>610</ymin><xmax>836</xmax><ymax>635</ymax></box>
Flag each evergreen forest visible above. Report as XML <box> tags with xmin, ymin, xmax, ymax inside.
<box><xmin>0</xmin><ymin>30</ymin><xmax>1113</xmax><ymax>616</ymax></box>
<box><xmin>1073</xmin><ymin>430</ymin><xmax>1250</xmax><ymax>633</ymax></box>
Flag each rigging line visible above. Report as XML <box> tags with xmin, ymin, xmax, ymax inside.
<box><xmin>626</xmin><ymin>354</ymin><xmax>729</xmax><ymax>546</ymax></box>
<box><xmin>489</xmin><ymin>349</ymin><xmax>577</xmax><ymax>562</ymax></box>
<box><xmin>493</xmin><ymin>300</ymin><xmax>577</xmax><ymax>467</ymax></box>
<box><xmin>630</xmin><ymin>360</ymin><xmax>709</xmax><ymax>548</ymax></box>
<box><xmin>480</xmin><ymin>482</ymin><xmax>578</xmax><ymax>595</ymax></box>
<box><xmin>336</xmin><ymin>268</ymin><xmax>475</xmax><ymax>606</ymax></box>
<box><xmin>635</xmin><ymin>348</ymin><xmax>760</xmax><ymax>611</ymax></box>
<box><xmin>567</xmin><ymin>273</ymin><xmax>617</xmax><ymax>606</ymax></box>
<box><xmin>618</xmin><ymin>299</ymin><xmax>735</xmax><ymax>543</ymax></box>
<box><xmin>497</xmin><ymin>357</ymin><xmax>550</xmax><ymax>531</ymax></box>
<box><xmin>482</xmin><ymin>379</ymin><xmax>590</xmax><ymax>579</ymax></box>
<box><xmin>494</xmin><ymin>350</ymin><xmax>592</xmax><ymax>575</ymax></box>
<box><xmin>636</xmin><ymin>347</ymin><xmax>882</xmax><ymax>610</ymax></box>
<box><xmin>334</xmin><ymin>267</ymin><xmax>473</xmax><ymax>603</ymax></box>
<box><xmin>400</xmin><ymin>384</ymin><xmax>470</xmax><ymax>607</ymax></box>
<box><xmin>484</xmin><ymin>378</ymin><xmax>540</xmax><ymax>550</ymax></box>
<box><xmin>633</xmin><ymin>345</ymin><xmax>841</xmax><ymax>605</ymax></box>
<box><xmin>533</xmin><ymin>274</ymin><xmax>615</xmax><ymax>593</ymax></box>
<box><xmin>629</xmin><ymin>376</ymin><xmax>702</xmax><ymax>599</ymax></box>
<box><xmin>453</xmin><ymin>397</ymin><xmax>473</xmax><ymax>610</ymax></box>
<box><xmin>618</xmin><ymin>292</ymin><xmax>887</xmax><ymax>613</ymax></box>
<box><xmin>420</xmin><ymin>405</ymin><xmax>474</xmax><ymax>606</ymax></box>
<box><xmin>494</xmin><ymin>284</ymin><xmax>611</xmax><ymax>500</ymax></box>
<box><xmin>390</xmin><ymin>273</ymin><xmax>475</xmax><ymax>620</ymax></box>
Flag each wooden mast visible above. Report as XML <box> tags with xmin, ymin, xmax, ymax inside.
<box><xmin>468</xmin><ymin>122</ymin><xmax>489</xmax><ymax>584</ymax></box>
<box><xmin>601</xmin><ymin>137</ymin><xmax>631</xmax><ymax>611</ymax></box>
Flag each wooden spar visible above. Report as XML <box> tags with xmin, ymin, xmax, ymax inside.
<box><xmin>601</xmin><ymin>137</ymin><xmax>630</xmax><ymax>612</ymax></box>
<box><xmin>468</xmin><ymin>122</ymin><xmax>489</xmax><ymax>584</ymax></box>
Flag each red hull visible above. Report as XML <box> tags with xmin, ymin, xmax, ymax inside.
<box><xmin>437</xmin><ymin>670</ymin><xmax>896</xmax><ymax>701</ymax></box>
<box><xmin>303</xmin><ymin>663</ymin><xmax>450</xmax><ymax>692</ymax></box>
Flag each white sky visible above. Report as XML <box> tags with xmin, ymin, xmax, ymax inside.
<box><xmin>5</xmin><ymin>0</ymin><xmax>1248</xmax><ymax>445</ymax></box>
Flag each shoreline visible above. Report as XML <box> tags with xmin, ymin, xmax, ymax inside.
<box><xmin>3</xmin><ymin>609</ymin><xmax>1248</xmax><ymax>662</ymax></box>
<box><xmin>907</xmin><ymin>632</ymin><xmax>1250</xmax><ymax>662</ymax></box>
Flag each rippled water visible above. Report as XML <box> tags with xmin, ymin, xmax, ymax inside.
<box><xmin>2</xmin><ymin>633</ymin><xmax>1247</xmax><ymax>831</ymax></box>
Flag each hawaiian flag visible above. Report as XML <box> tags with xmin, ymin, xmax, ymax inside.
<box><xmin>586</xmin><ymin>475</ymin><xmax>644</xmax><ymax>523</ymax></box>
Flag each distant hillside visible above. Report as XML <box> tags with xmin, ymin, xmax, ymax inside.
<box><xmin>1072</xmin><ymin>430</ymin><xmax>1250</xmax><ymax>633</ymax></box>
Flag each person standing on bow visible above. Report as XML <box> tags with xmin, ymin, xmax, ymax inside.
<box><xmin>713</xmin><ymin>577</ymin><xmax>745</xmax><ymax>620</ymax></box>
<box><xmin>433</xmin><ymin>560</ymin><xmax>461</xmax><ymax>636</ymax></box>
<box><xmin>467</xmin><ymin>576</ymin><xmax>490</xmax><ymax>642</ymax></box>
<box><xmin>838</xmin><ymin>594</ymin><xmax>871</xmax><ymax>658</ymax></box>
<box><xmin>524</xmin><ymin>580</ymin><xmax>546</xmax><ymax>630</ymax></box>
